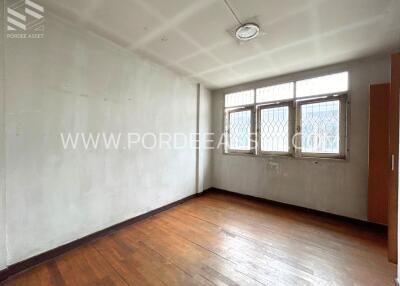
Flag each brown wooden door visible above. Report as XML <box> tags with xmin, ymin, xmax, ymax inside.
<box><xmin>388</xmin><ymin>53</ymin><xmax>400</xmax><ymax>263</ymax></box>
<box><xmin>368</xmin><ymin>84</ymin><xmax>390</xmax><ymax>225</ymax></box>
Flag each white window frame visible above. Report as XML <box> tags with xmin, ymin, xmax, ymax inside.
<box><xmin>223</xmin><ymin>71</ymin><xmax>349</xmax><ymax>160</ymax></box>
<box><xmin>295</xmin><ymin>93</ymin><xmax>348</xmax><ymax>159</ymax></box>
<box><xmin>257</xmin><ymin>101</ymin><xmax>294</xmax><ymax>156</ymax></box>
<box><xmin>225</xmin><ymin>106</ymin><xmax>255</xmax><ymax>154</ymax></box>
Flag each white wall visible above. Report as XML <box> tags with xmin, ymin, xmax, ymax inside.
<box><xmin>198</xmin><ymin>86</ymin><xmax>213</xmax><ymax>193</ymax></box>
<box><xmin>211</xmin><ymin>56</ymin><xmax>391</xmax><ymax>221</ymax></box>
<box><xmin>0</xmin><ymin>0</ymin><xmax>8</xmax><ymax>270</ymax></box>
<box><xmin>3</xmin><ymin>13</ymin><xmax>210</xmax><ymax>265</ymax></box>
<box><xmin>1</xmin><ymin>6</ymin><xmax>392</xmax><ymax>269</ymax></box>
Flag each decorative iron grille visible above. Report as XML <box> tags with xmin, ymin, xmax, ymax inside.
<box><xmin>260</xmin><ymin>106</ymin><xmax>289</xmax><ymax>152</ymax></box>
<box><xmin>229</xmin><ymin>110</ymin><xmax>251</xmax><ymax>150</ymax></box>
<box><xmin>301</xmin><ymin>100</ymin><xmax>340</xmax><ymax>153</ymax></box>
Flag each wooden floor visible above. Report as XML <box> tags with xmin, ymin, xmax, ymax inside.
<box><xmin>2</xmin><ymin>191</ymin><xmax>396</xmax><ymax>286</ymax></box>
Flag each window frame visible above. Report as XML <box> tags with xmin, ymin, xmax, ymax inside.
<box><xmin>295</xmin><ymin>93</ymin><xmax>348</xmax><ymax>159</ymax></box>
<box><xmin>295</xmin><ymin>71</ymin><xmax>349</xmax><ymax>99</ymax></box>
<box><xmin>257</xmin><ymin>101</ymin><xmax>294</xmax><ymax>156</ymax></box>
<box><xmin>256</xmin><ymin>82</ymin><xmax>295</xmax><ymax>104</ymax></box>
<box><xmin>222</xmin><ymin>71</ymin><xmax>350</xmax><ymax>160</ymax></box>
<box><xmin>225</xmin><ymin>106</ymin><xmax>255</xmax><ymax>154</ymax></box>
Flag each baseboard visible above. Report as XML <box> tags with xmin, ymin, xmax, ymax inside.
<box><xmin>0</xmin><ymin>268</ymin><xmax>8</xmax><ymax>282</ymax></box>
<box><xmin>0</xmin><ymin>193</ymin><xmax>197</xmax><ymax>282</ymax></box>
<box><xmin>204</xmin><ymin>188</ymin><xmax>387</xmax><ymax>232</ymax></box>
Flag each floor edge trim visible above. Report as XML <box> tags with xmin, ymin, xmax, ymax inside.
<box><xmin>205</xmin><ymin>187</ymin><xmax>387</xmax><ymax>232</ymax></box>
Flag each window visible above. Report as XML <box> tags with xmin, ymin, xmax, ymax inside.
<box><xmin>226</xmin><ymin>108</ymin><xmax>253</xmax><ymax>152</ymax></box>
<box><xmin>256</xmin><ymin>82</ymin><xmax>294</xmax><ymax>103</ymax></box>
<box><xmin>296</xmin><ymin>72</ymin><xmax>348</xmax><ymax>98</ymax></box>
<box><xmin>223</xmin><ymin>72</ymin><xmax>349</xmax><ymax>159</ymax></box>
<box><xmin>258</xmin><ymin>104</ymin><xmax>290</xmax><ymax>154</ymax></box>
<box><xmin>297</xmin><ymin>96</ymin><xmax>346</xmax><ymax>157</ymax></box>
<box><xmin>225</xmin><ymin>90</ymin><xmax>254</xmax><ymax>107</ymax></box>
<box><xmin>301</xmin><ymin>101</ymin><xmax>340</xmax><ymax>153</ymax></box>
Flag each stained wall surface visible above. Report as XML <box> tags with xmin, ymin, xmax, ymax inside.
<box><xmin>211</xmin><ymin>56</ymin><xmax>391</xmax><ymax>220</ymax></box>
<box><xmin>4</xmin><ymin>14</ymin><xmax>205</xmax><ymax>265</ymax></box>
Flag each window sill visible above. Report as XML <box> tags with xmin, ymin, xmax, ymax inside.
<box><xmin>222</xmin><ymin>151</ymin><xmax>348</xmax><ymax>162</ymax></box>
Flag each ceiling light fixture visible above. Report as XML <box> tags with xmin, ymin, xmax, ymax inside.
<box><xmin>224</xmin><ymin>0</ymin><xmax>261</xmax><ymax>42</ymax></box>
<box><xmin>235</xmin><ymin>23</ymin><xmax>260</xmax><ymax>41</ymax></box>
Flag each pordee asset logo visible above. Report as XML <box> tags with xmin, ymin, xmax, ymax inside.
<box><xmin>6</xmin><ymin>0</ymin><xmax>44</xmax><ymax>39</ymax></box>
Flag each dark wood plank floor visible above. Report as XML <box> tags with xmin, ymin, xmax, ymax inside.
<box><xmin>2</xmin><ymin>191</ymin><xmax>396</xmax><ymax>286</ymax></box>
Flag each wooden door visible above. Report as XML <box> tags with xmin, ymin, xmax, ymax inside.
<box><xmin>389</xmin><ymin>53</ymin><xmax>400</xmax><ymax>263</ymax></box>
<box><xmin>368</xmin><ymin>84</ymin><xmax>390</xmax><ymax>225</ymax></box>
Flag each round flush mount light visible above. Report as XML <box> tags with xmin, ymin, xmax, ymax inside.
<box><xmin>235</xmin><ymin>23</ymin><xmax>260</xmax><ymax>41</ymax></box>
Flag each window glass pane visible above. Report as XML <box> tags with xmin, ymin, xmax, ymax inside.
<box><xmin>256</xmin><ymin>82</ymin><xmax>294</xmax><ymax>103</ymax></box>
<box><xmin>301</xmin><ymin>100</ymin><xmax>340</xmax><ymax>154</ymax></box>
<box><xmin>229</xmin><ymin>110</ymin><xmax>251</xmax><ymax>150</ymax></box>
<box><xmin>260</xmin><ymin>106</ymin><xmax>289</xmax><ymax>152</ymax></box>
<box><xmin>225</xmin><ymin>90</ymin><xmax>254</xmax><ymax>107</ymax></box>
<box><xmin>296</xmin><ymin>72</ymin><xmax>348</xmax><ymax>98</ymax></box>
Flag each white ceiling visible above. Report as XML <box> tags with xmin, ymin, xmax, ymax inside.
<box><xmin>42</xmin><ymin>0</ymin><xmax>400</xmax><ymax>89</ymax></box>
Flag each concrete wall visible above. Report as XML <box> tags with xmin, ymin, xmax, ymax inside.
<box><xmin>198</xmin><ymin>86</ymin><xmax>213</xmax><ymax>193</ymax></box>
<box><xmin>1</xmin><ymin>5</ymin><xmax>392</xmax><ymax>269</ymax></box>
<box><xmin>0</xmin><ymin>0</ymin><xmax>8</xmax><ymax>270</ymax></box>
<box><xmin>3</xmin><ymin>13</ymin><xmax>209</xmax><ymax>265</ymax></box>
<box><xmin>211</xmin><ymin>56</ymin><xmax>391</xmax><ymax>221</ymax></box>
